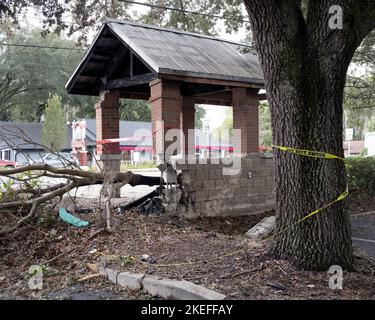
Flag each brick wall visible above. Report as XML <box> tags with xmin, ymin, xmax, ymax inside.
<box><xmin>95</xmin><ymin>90</ymin><xmax>120</xmax><ymax>155</ymax></box>
<box><xmin>150</xmin><ymin>79</ymin><xmax>182</xmax><ymax>157</ymax></box>
<box><xmin>165</xmin><ymin>155</ymin><xmax>275</xmax><ymax>218</ymax></box>
<box><xmin>232</xmin><ymin>88</ymin><xmax>259</xmax><ymax>155</ymax></box>
<box><xmin>181</xmin><ymin>96</ymin><xmax>195</xmax><ymax>156</ymax></box>
<box><xmin>95</xmin><ymin>90</ymin><xmax>121</xmax><ymax>185</ymax></box>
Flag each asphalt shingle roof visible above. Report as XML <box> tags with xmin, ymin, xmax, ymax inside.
<box><xmin>85</xmin><ymin>119</ymin><xmax>152</xmax><ymax>147</ymax></box>
<box><xmin>107</xmin><ymin>20</ymin><xmax>264</xmax><ymax>84</ymax></box>
<box><xmin>0</xmin><ymin>121</ymin><xmax>72</xmax><ymax>150</ymax></box>
<box><xmin>66</xmin><ymin>19</ymin><xmax>264</xmax><ymax>95</ymax></box>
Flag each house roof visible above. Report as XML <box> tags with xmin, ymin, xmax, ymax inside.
<box><xmin>84</xmin><ymin>119</ymin><xmax>152</xmax><ymax>147</ymax></box>
<box><xmin>0</xmin><ymin>121</ymin><xmax>72</xmax><ymax>151</ymax></box>
<box><xmin>66</xmin><ymin>19</ymin><xmax>264</xmax><ymax>95</ymax></box>
<box><xmin>0</xmin><ymin>120</ymin><xmax>154</xmax><ymax>151</ymax></box>
<box><xmin>81</xmin><ymin>120</ymin><xmax>230</xmax><ymax>148</ymax></box>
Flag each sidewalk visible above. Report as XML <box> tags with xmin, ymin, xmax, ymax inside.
<box><xmin>351</xmin><ymin>214</ymin><xmax>375</xmax><ymax>258</ymax></box>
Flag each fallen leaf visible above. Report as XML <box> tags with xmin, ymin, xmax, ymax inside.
<box><xmin>86</xmin><ymin>263</ymin><xmax>99</xmax><ymax>273</ymax></box>
<box><xmin>266</xmin><ymin>281</ymin><xmax>286</xmax><ymax>291</ymax></box>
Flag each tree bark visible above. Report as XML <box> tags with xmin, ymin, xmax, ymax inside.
<box><xmin>244</xmin><ymin>0</ymin><xmax>375</xmax><ymax>270</ymax></box>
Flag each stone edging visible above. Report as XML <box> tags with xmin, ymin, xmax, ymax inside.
<box><xmin>99</xmin><ymin>263</ymin><xmax>226</xmax><ymax>300</ymax></box>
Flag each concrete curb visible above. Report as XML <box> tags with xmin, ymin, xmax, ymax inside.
<box><xmin>99</xmin><ymin>264</ymin><xmax>225</xmax><ymax>300</ymax></box>
<box><xmin>245</xmin><ymin>216</ymin><xmax>275</xmax><ymax>239</ymax></box>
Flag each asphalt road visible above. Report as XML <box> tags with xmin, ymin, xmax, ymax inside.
<box><xmin>351</xmin><ymin>215</ymin><xmax>375</xmax><ymax>258</ymax></box>
<box><xmin>39</xmin><ymin>168</ymin><xmax>160</xmax><ymax>202</ymax></box>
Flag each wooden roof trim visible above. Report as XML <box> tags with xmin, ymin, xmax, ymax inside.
<box><xmin>158</xmin><ymin>73</ymin><xmax>264</xmax><ymax>89</ymax></box>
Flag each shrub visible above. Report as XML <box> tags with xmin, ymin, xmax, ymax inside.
<box><xmin>346</xmin><ymin>157</ymin><xmax>375</xmax><ymax>193</ymax></box>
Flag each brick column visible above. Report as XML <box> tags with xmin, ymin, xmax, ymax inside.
<box><xmin>150</xmin><ymin>79</ymin><xmax>182</xmax><ymax>161</ymax></box>
<box><xmin>232</xmin><ymin>88</ymin><xmax>259</xmax><ymax>156</ymax></box>
<box><xmin>181</xmin><ymin>96</ymin><xmax>195</xmax><ymax>157</ymax></box>
<box><xmin>95</xmin><ymin>90</ymin><xmax>121</xmax><ymax>176</ymax></box>
<box><xmin>78</xmin><ymin>150</ymin><xmax>88</xmax><ymax>166</ymax></box>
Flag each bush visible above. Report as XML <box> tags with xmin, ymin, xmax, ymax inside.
<box><xmin>346</xmin><ymin>157</ymin><xmax>375</xmax><ymax>192</ymax></box>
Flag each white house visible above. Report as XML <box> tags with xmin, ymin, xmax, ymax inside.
<box><xmin>365</xmin><ymin>132</ymin><xmax>375</xmax><ymax>156</ymax></box>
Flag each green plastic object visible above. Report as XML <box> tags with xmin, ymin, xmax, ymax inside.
<box><xmin>58</xmin><ymin>208</ymin><xmax>89</xmax><ymax>228</ymax></box>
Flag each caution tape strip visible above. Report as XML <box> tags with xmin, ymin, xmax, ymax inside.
<box><xmin>97</xmin><ymin>136</ymin><xmax>147</xmax><ymax>145</ymax></box>
<box><xmin>272</xmin><ymin>145</ymin><xmax>349</xmax><ymax>224</ymax></box>
<box><xmin>97</xmin><ymin>126</ymin><xmax>178</xmax><ymax>145</ymax></box>
<box><xmin>272</xmin><ymin>145</ymin><xmax>345</xmax><ymax>161</ymax></box>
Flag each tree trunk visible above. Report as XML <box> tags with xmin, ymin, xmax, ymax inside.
<box><xmin>244</xmin><ymin>0</ymin><xmax>375</xmax><ymax>270</ymax></box>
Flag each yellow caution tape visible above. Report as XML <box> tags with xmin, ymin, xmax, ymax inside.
<box><xmin>297</xmin><ymin>185</ymin><xmax>349</xmax><ymax>223</ymax></box>
<box><xmin>272</xmin><ymin>145</ymin><xmax>349</xmax><ymax>224</ymax></box>
<box><xmin>272</xmin><ymin>145</ymin><xmax>345</xmax><ymax>161</ymax></box>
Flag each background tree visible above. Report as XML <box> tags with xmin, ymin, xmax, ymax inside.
<box><xmin>259</xmin><ymin>101</ymin><xmax>271</xmax><ymax>147</ymax></box>
<box><xmin>41</xmin><ymin>94</ymin><xmax>67</xmax><ymax>151</ymax></box>
<box><xmin>244</xmin><ymin>0</ymin><xmax>375</xmax><ymax>270</ymax></box>
<box><xmin>0</xmin><ymin>0</ymin><xmax>66</xmax><ymax>33</ymax></box>
<box><xmin>0</xmin><ymin>0</ymin><xmax>249</xmax><ymax>44</ymax></box>
<box><xmin>68</xmin><ymin>0</ymin><xmax>132</xmax><ymax>44</ymax></box>
<box><xmin>344</xmin><ymin>30</ymin><xmax>375</xmax><ymax>140</ymax></box>
<box><xmin>120</xmin><ymin>99</ymin><xmax>151</xmax><ymax>121</ymax></box>
<box><xmin>0</xmin><ymin>24</ymin><xmax>95</xmax><ymax>121</ymax></box>
<box><xmin>138</xmin><ymin>0</ymin><xmax>245</xmax><ymax>35</ymax></box>
<box><xmin>195</xmin><ymin>106</ymin><xmax>206</xmax><ymax>129</ymax></box>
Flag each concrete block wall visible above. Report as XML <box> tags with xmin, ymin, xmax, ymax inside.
<box><xmin>166</xmin><ymin>155</ymin><xmax>275</xmax><ymax>218</ymax></box>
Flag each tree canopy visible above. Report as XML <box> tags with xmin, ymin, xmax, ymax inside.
<box><xmin>0</xmin><ymin>0</ymin><xmax>249</xmax><ymax>44</ymax></box>
<box><xmin>0</xmin><ymin>24</ymin><xmax>94</xmax><ymax>122</ymax></box>
<box><xmin>344</xmin><ymin>30</ymin><xmax>375</xmax><ymax>140</ymax></box>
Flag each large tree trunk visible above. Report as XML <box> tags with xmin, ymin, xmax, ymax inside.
<box><xmin>244</xmin><ymin>0</ymin><xmax>375</xmax><ymax>270</ymax></box>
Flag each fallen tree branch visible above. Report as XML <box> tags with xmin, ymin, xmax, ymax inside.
<box><xmin>0</xmin><ymin>201</ymin><xmax>39</xmax><ymax>235</ymax></box>
<box><xmin>0</xmin><ymin>163</ymin><xmax>163</xmax><ymax>235</ymax></box>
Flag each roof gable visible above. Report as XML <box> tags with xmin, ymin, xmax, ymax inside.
<box><xmin>66</xmin><ymin>20</ymin><xmax>264</xmax><ymax>96</ymax></box>
<box><xmin>108</xmin><ymin>20</ymin><xmax>263</xmax><ymax>84</ymax></box>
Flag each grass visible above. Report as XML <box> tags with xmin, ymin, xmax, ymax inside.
<box><xmin>87</xmin><ymin>161</ymin><xmax>157</xmax><ymax>172</ymax></box>
<box><xmin>121</xmin><ymin>163</ymin><xmax>157</xmax><ymax>171</ymax></box>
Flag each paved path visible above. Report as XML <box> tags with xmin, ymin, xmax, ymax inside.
<box><xmin>36</xmin><ymin>168</ymin><xmax>160</xmax><ymax>202</ymax></box>
<box><xmin>351</xmin><ymin>214</ymin><xmax>375</xmax><ymax>258</ymax></box>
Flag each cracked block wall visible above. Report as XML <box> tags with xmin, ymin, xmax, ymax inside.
<box><xmin>166</xmin><ymin>155</ymin><xmax>275</xmax><ymax>218</ymax></box>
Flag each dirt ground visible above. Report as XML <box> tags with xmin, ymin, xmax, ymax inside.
<box><xmin>0</xmin><ymin>190</ymin><xmax>374</xmax><ymax>300</ymax></box>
